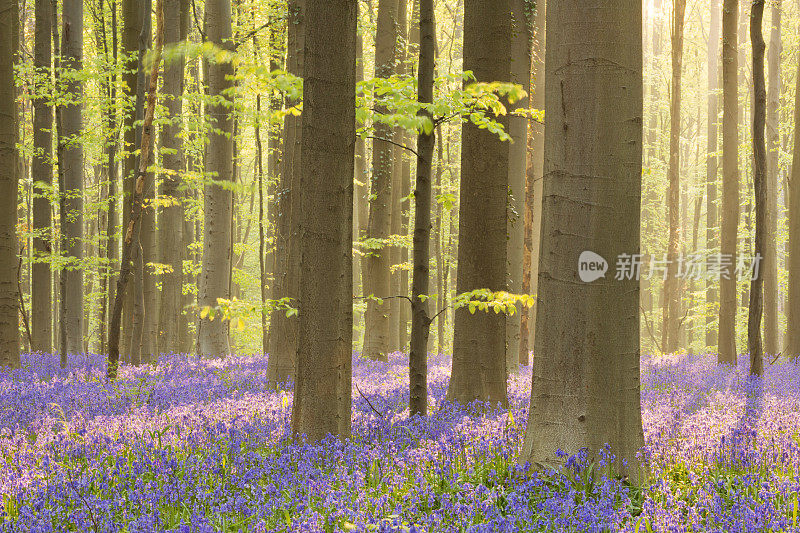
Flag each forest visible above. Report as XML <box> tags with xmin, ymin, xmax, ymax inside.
<box><xmin>0</xmin><ymin>0</ymin><xmax>799</xmax><ymax>530</ymax></box>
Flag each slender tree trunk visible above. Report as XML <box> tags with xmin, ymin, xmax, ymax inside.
<box><xmin>409</xmin><ymin>0</ymin><xmax>434</xmax><ymax>418</ymax></box>
<box><xmin>662</xmin><ymin>0</ymin><xmax>686</xmax><ymax>354</ymax></box>
<box><xmin>362</xmin><ymin>0</ymin><xmax>399</xmax><ymax>361</ymax></box>
<box><xmin>157</xmin><ymin>0</ymin><xmax>188</xmax><ymax>356</ymax></box>
<box><xmin>763</xmin><ymin>0</ymin><xmax>780</xmax><ymax>357</ymax></box>
<box><xmin>505</xmin><ymin>0</ymin><xmax>532</xmax><ymax>373</ymax></box>
<box><xmin>59</xmin><ymin>0</ymin><xmax>84</xmax><ymax>356</ymax></box>
<box><xmin>748</xmin><ymin>0</ymin><xmax>766</xmax><ymax>376</ymax></box>
<box><xmin>0</xmin><ymin>0</ymin><xmax>19</xmax><ymax>367</ymax></box>
<box><xmin>107</xmin><ymin>0</ymin><xmax>163</xmax><ymax>380</ymax></box>
<box><xmin>719</xmin><ymin>0</ymin><xmax>739</xmax><ymax>365</ymax></box>
<box><xmin>354</xmin><ymin>26</ymin><xmax>368</xmax><ymax>350</ymax></box>
<box><xmin>291</xmin><ymin>0</ymin><xmax>356</xmax><ymax>442</ymax></box>
<box><xmin>787</xmin><ymin>13</ymin><xmax>800</xmax><ymax>359</ymax></box>
<box><xmin>521</xmin><ymin>0</ymin><xmax>645</xmax><ymax>483</ymax></box>
<box><xmin>31</xmin><ymin>0</ymin><xmax>52</xmax><ymax>353</ymax></box>
<box><xmin>197</xmin><ymin>0</ymin><xmax>234</xmax><ymax>358</ymax></box>
<box><xmin>707</xmin><ymin>0</ymin><xmax>720</xmax><ymax>350</ymax></box>
<box><xmin>446</xmin><ymin>0</ymin><xmax>511</xmax><ymax>407</ymax></box>
<box><xmin>267</xmin><ymin>0</ymin><xmax>303</xmax><ymax>383</ymax></box>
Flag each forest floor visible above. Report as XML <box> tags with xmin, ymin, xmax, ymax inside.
<box><xmin>0</xmin><ymin>350</ymin><xmax>798</xmax><ymax>532</ymax></box>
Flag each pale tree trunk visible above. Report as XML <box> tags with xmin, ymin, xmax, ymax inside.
<box><xmin>763</xmin><ymin>0</ymin><xmax>780</xmax><ymax>357</ymax></box>
<box><xmin>446</xmin><ymin>0</ymin><xmax>510</xmax><ymax>407</ymax></box>
<box><xmin>362</xmin><ymin>0</ymin><xmax>399</xmax><ymax>361</ymax></box>
<box><xmin>706</xmin><ymin>0</ymin><xmax>720</xmax><ymax>350</ymax></box>
<box><xmin>505</xmin><ymin>0</ymin><xmax>531</xmax><ymax>373</ymax></box>
<box><xmin>409</xmin><ymin>0</ymin><xmax>434</xmax><ymax>418</ymax></box>
<box><xmin>59</xmin><ymin>0</ymin><xmax>84</xmax><ymax>356</ymax></box>
<box><xmin>398</xmin><ymin>0</ymin><xmax>412</xmax><ymax>353</ymax></box>
<box><xmin>31</xmin><ymin>0</ymin><xmax>52</xmax><ymax>353</ymax></box>
<box><xmin>267</xmin><ymin>0</ymin><xmax>303</xmax><ymax>383</ymax></box>
<box><xmin>662</xmin><ymin>0</ymin><xmax>686</xmax><ymax>354</ymax></box>
<box><xmin>520</xmin><ymin>0</ymin><xmax>645</xmax><ymax>483</ymax></box>
<box><xmin>389</xmin><ymin>0</ymin><xmax>408</xmax><ymax>353</ymax></box>
<box><xmin>787</xmin><ymin>36</ymin><xmax>800</xmax><ymax>358</ymax></box>
<box><xmin>353</xmin><ymin>26</ymin><xmax>368</xmax><ymax>350</ymax></box>
<box><xmin>0</xmin><ymin>0</ymin><xmax>19</xmax><ymax>367</ymax></box>
<box><xmin>719</xmin><ymin>0</ymin><xmax>739</xmax><ymax>365</ymax></box>
<box><xmin>197</xmin><ymin>0</ymin><xmax>234</xmax><ymax>358</ymax></box>
<box><xmin>157</xmin><ymin>0</ymin><xmax>189</xmax><ymax>355</ymax></box>
<box><xmin>748</xmin><ymin>0</ymin><xmax>766</xmax><ymax>376</ymax></box>
<box><xmin>520</xmin><ymin>0</ymin><xmax>544</xmax><ymax>365</ymax></box>
<box><xmin>291</xmin><ymin>0</ymin><xmax>356</xmax><ymax>442</ymax></box>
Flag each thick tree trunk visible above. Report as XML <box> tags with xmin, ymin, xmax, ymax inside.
<box><xmin>291</xmin><ymin>0</ymin><xmax>356</xmax><ymax>442</ymax></box>
<box><xmin>409</xmin><ymin>0</ymin><xmax>434</xmax><ymax>418</ymax></box>
<box><xmin>506</xmin><ymin>0</ymin><xmax>532</xmax><ymax>373</ymax></box>
<box><xmin>362</xmin><ymin>0</ymin><xmax>399</xmax><ymax>361</ymax></box>
<box><xmin>31</xmin><ymin>0</ymin><xmax>52</xmax><ymax>353</ymax></box>
<box><xmin>662</xmin><ymin>0</ymin><xmax>685</xmax><ymax>354</ymax></box>
<box><xmin>267</xmin><ymin>0</ymin><xmax>303</xmax><ymax>383</ymax></box>
<box><xmin>107</xmin><ymin>0</ymin><xmax>163</xmax><ymax>380</ymax></box>
<box><xmin>446</xmin><ymin>0</ymin><xmax>511</xmax><ymax>407</ymax></box>
<box><xmin>706</xmin><ymin>0</ymin><xmax>720</xmax><ymax>350</ymax></box>
<box><xmin>763</xmin><ymin>0</ymin><xmax>780</xmax><ymax>357</ymax></box>
<box><xmin>520</xmin><ymin>0</ymin><xmax>645</xmax><ymax>483</ymax></box>
<box><xmin>157</xmin><ymin>0</ymin><xmax>189</xmax><ymax>355</ymax></box>
<box><xmin>719</xmin><ymin>0</ymin><xmax>739</xmax><ymax>365</ymax></box>
<box><xmin>0</xmin><ymin>0</ymin><xmax>19</xmax><ymax>367</ymax></box>
<box><xmin>748</xmin><ymin>0</ymin><xmax>766</xmax><ymax>376</ymax></box>
<box><xmin>59</xmin><ymin>0</ymin><xmax>84</xmax><ymax>356</ymax></box>
<box><xmin>197</xmin><ymin>0</ymin><xmax>234</xmax><ymax>358</ymax></box>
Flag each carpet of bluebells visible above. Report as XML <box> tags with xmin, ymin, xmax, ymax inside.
<box><xmin>1</xmin><ymin>351</ymin><xmax>800</xmax><ymax>532</ymax></box>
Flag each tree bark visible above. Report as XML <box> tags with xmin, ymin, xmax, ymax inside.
<box><xmin>706</xmin><ymin>0</ymin><xmax>720</xmax><ymax>350</ymax></box>
<box><xmin>719</xmin><ymin>0</ymin><xmax>739</xmax><ymax>365</ymax></box>
<box><xmin>763</xmin><ymin>0</ymin><xmax>780</xmax><ymax>357</ymax></box>
<box><xmin>506</xmin><ymin>0</ymin><xmax>532</xmax><ymax>373</ymax></box>
<box><xmin>58</xmin><ymin>0</ymin><xmax>84</xmax><ymax>356</ymax></box>
<box><xmin>267</xmin><ymin>0</ymin><xmax>303</xmax><ymax>383</ymax></box>
<box><xmin>748</xmin><ymin>0</ymin><xmax>766</xmax><ymax>376</ymax></box>
<box><xmin>197</xmin><ymin>0</ymin><xmax>234</xmax><ymax>358</ymax></box>
<box><xmin>157</xmin><ymin>0</ymin><xmax>189</xmax><ymax>355</ymax></box>
<box><xmin>291</xmin><ymin>0</ymin><xmax>356</xmax><ymax>442</ymax></box>
<box><xmin>520</xmin><ymin>0</ymin><xmax>645</xmax><ymax>483</ymax></box>
<box><xmin>362</xmin><ymin>0</ymin><xmax>399</xmax><ymax>361</ymax></box>
<box><xmin>107</xmin><ymin>0</ymin><xmax>163</xmax><ymax>380</ymax></box>
<box><xmin>409</xmin><ymin>0</ymin><xmax>434</xmax><ymax>418</ymax></box>
<box><xmin>0</xmin><ymin>0</ymin><xmax>19</xmax><ymax>367</ymax></box>
<box><xmin>446</xmin><ymin>0</ymin><xmax>511</xmax><ymax>407</ymax></box>
<box><xmin>662</xmin><ymin>0</ymin><xmax>685</xmax><ymax>354</ymax></box>
<box><xmin>787</xmin><ymin>11</ymin><xmax>800</xmax><ymax>359</ymax></box>
<box><xmin>31</xmin><ymin>0</ymin><xmax>52</xmax><ymax>353</ymax></box>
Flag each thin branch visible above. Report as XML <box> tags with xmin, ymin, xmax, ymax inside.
<box><xmin>364</xmin><ymin>136</ymin><xmax>419</xmax><ymax>157</ymax></box>
<box><xmin>353</xmin><ymin>294</ymin><xmax>413</xmax><ymax>303</ymax></box>
<box><xmin>355</xmin><ymin>383</ymin><xmax>386</xmax><ymax>419</ymax></box>
<box><xmin>16</xmin><ymin>252</ymin><xmax>33</xmax><ymax>349</ymax></box>
<box><xmin>190</xmin><ymin>0</ymin><xmax>206</xmax><ymax>41</ymax></box>
<box><xmin>640</xmin><ymin>305</ymin><xmax>665</xmax><ymax>354</ymax></box>
<box><xmin>427</xmin><ymin>305</ymin><xmax>449</xmax><ymax>326</ymax></box>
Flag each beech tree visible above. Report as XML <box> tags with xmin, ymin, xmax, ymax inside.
<box><xmin>291</xmin><ymin>0</ymin><xmax>357</xmax><ymax>442</ymax></box>
<box><xmin>521</xmin><ymin>0</ymin><xmax>645</xmax><ymax>482</ymax></box>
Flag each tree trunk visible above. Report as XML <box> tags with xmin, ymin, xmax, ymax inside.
<box><xmin>719</xmin><ymin>0</ymin><xmax>739</xmax><ymax>365</ymax></box>
<box><xmin>409</xmin><ymin>0</ymin><xmax>434</xmax><ymax>418</ymax></box>
<box><xmin>197</xmin><ymin>0</ymin><xmax>234</xmax><ymax>358</ymax></box>
<box><xmin>0</xmin><ymin>0</ymin><xmax>19</xmax><ymax>367</ymax></box>
<box><xmin>59</xmin><ymin>0</ymin><xmax>84</xmax><ymax>356</ymax></box>
<box><xmin>706</xmin><ymin>0</ymin><xmax>720</xmax><ymax>350</ymax></box>
<box><xmin>107</xmin><ymin>0</ymin><xmax>163</xmax><ymax>380</ymax></box>
<box><xmin>748</xmin><ymin>0</ymin><xmax>766</xmax><ymax>376</ymax></box>
<box><xmin>506</xmin><ymin>0</ymin><xmax>532</xmax><ymax>373</ymax></box>
<box><xmin>362</xmin><ymin>0</ymin><xmax>399</xmax><ymax>361</ymax></box>
<box><xmin>31</xmin><ymin>0</ymin><xmax>52</xmax><ymax>353</ymax></box>
<box><xmin>787</xmin><ymin>13</ymin><xmax>800</xmax><ymax>359</ymax></box>
<box><xmin>157</xmin><ymin>0</ymin><xmax>189</xmax><ymax>356</ymax></box>
<box><xmin>291</xmin><ymin>0</ymin><xmax>356</xmax><ymax>442</ymax></box>
<box><xmin>763</xmin><ymin>0</ymin><xmax>780</xmax><ymax>357</ymax></box>
<box><xmin>353</xmin><ymin>26</ymin><xmax>368</xmax><ymax>350</ymax></box>
<box><xmin>446</xmin><ymin>0</ymin><xmax>511</xmax><ymax>407</ymax></box>
<box><xmin>662</xmin><ymin>0</ymin><xmax>686</xmax><ymax>354</ymax></box>
<box><xmin>520</xmin><ymin>0</ymin><xmax>645</xmax><ymax>483</ymax></box>
<box><xmin>267</xmin><ymin>0</ymin><xmax>303</xmax><ymax>383</ymax></box>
